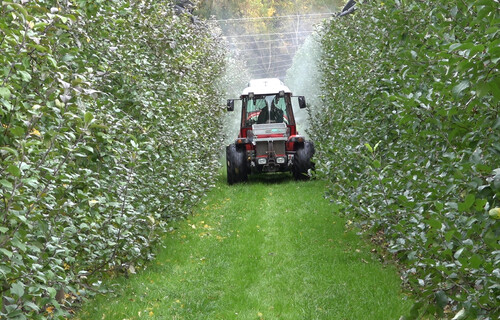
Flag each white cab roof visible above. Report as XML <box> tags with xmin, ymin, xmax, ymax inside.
<box><xmin>242</xmin><ymin>78</ymin><xmax>292</xmax><ymax>95</ymax></box>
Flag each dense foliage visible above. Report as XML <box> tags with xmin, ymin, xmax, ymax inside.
<box><xmin>0</xmin><ymin>0</ymin><xmax>225</xmax><ymax>318</ymax></box>
<box><xmin>312</xmin><ymin>0</ymin><xmax>499</xmax><ymax>318</ymax></box>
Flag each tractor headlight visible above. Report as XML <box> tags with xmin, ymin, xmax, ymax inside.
<box><xmin>257</xmin><ymin>158</ymin><xmax>267</xmax><ymax>165</ymax></box>
<box><xmin>276</xmin><ymin>157</ymin><xmax>285</xmax><ymax>164</ymax></box>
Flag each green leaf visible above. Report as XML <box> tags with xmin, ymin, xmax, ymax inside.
<box><xmin>27</xmin><ymin>43</ymin><xmax>49</xmax><ymax>53</ymax></box>
<box><xmin>0</xmin><ymin>147</ymin><xmax>19</xmax><ymax>159</ymax></box>
<box><xmin>435</xmin><ymin>290</ymin><xmax>448</xmax><ymax>313</ymax></box>
<box><xmin>454</xmin><ymin>247</ymin><xmax>465</xmax><ymax>259</ymax></box>
<box><xmin>364</xmin><ymin>143</ymin><xmax>373</xmax><ymax>153</ymax></box>
<box><xmin>6</xmin><ymin>310</ymin><xmax>26</xmax><ymax>320</ymax></box>
<box><xmin>458</xmin><ymin>194</ymin><xmax>475</xmax><ymax>212</ymax></box>
<box><xmin>451</xmin><ymin>309</ymin><xmax>467</xmax><ymax>320</ymax></box>
<box><xmin>62</xmin><ymin>54</ymin><xmax>74</xmax><ymax>62</ymax></box>
<box><xmin>11</xmin><ymin>237</ymin><xmax>26</xmax><ymax>252</ymax></box>
<box><xmin>10</xmin><ymin>126</ymin><xmax>25</xmax><ymax>137</ymax></box>
<box><xmin>426</xmin><ymin>219</ymin><xmax>442</xmax><ymax>229</ymax></box>
<box><xmin>373</xmin><ymin>159</ymin><xmax>381</xmax><ymax>168</ymax></box>
<box><xmin>434</xmin><ymin>202</ymin><xmax>444</xmax><ymax>211</ymax></box>
<box><xmin>408</xmin><ymin>301</ymin><xmax>424</xmax><ymax>320</ymax></box>
<box><xmin>2</xmin><ymin>2</ymin><xmax>30</xmax><ymax>20</ymax></box>
<box><xmin>0</xmin><ymin>179</ymin><xmax>13</xmax><ymax>189</ymax></box>
<box><xmin>0</xmin><ymin>226</ymin><xmax>8</xmax><ymax>233</ymax></box>
<box><xmin>0</xmin><ymin>248</ymin><xmax>13</xmax><ymax>258</ymax></box>
<box><xmin>82</xmin><ymin>145</ymin><xmax>94</xmax><ymax>153</ymax></box>
<box><xmin>476</xmin><ymin>82</ymin><xmax>490</xmax><ymax>97</ymax></box>
<box><xmin>47</xmin><ymin>287</ymin><xmax>57</xmax><ymax>299</ymax></box>
<box><xmin>474</xmin><ymin>198</ymin><xmax>487</xmax><ymax>211</ymax></box>
<box><xmin>47</xmin><ymin>56</ymin><xmax>58</xmax><ymax>68</ymax></box>
<box><xmin>476</xmin><ymin>0</ymin><xmax>495</xmax><ymax>5</ymax></box>
<box><xmin>0</xmin><ymin>265</ymin><xmax>11</xmax><ymax>278</ymax></box>
<box><xmin>57</xmin><ymin>14</ymin><xmax>68</xmax><ymax>24</ymax></box>
<box><xmin>452</xmin><ymin>80</ymin><xmax>469</xmax><ymax>96</ymax></box>
<box><xmin>24</xmin><ymin>301</ymin><xmax>40</xmax><ymax>312</ymax></box>
<box><xmin>11</xmin><ymin>282</ymin><xmax>25</xmax><ymax>298</ymax></box>
<box><xmin>84</xmin><ymin>111</ymin><xmax>94</xmax><ymax>124</ymax></box>
<box><xmin>7</xmin><ymin>164</ymin><xmax>21</xmax><ymax>177</ymax></box>
<box><xmin>469</xmin><ymin>44</ymin><xmax>485</xmax><ymax>57</ymax></box>
<box><xmin>22</xmin><ymin>177</ymin><xmax>38</xmax><ymax>188</ymax></box>
<box><xmin>448</xmin><ymin>42</ymin><xmax>474</xmax><ymax>52</ymax></box>
<box><xmin>468</xmin><ymin>254</ymin><xmax>482</xmax><ymax>269</ymax></box>
<box><xmin>493</xmin><ymin>117</ymin><xmax>500</xmax><ymax>130</ymax></box>
<box><xmin>34</xmin><ymin>21</ymin><xmax>49</xmax><ymax>30</ymax></box>
<box><xmin>490</xmin><ymin>79</ymin><xmax>500</xmax><ymax>101</ymax></box>
<box><xmin>17</xmin><ymin>70</ymin><xmax>32</xmax><ymax>82</ymax></box>
<box><xmin>0</xmin><ymin>87</ymin><xmax>11</xmax><ymax>99</ymax></box>
<box><xmin>445</xmin><ymin>230</ymin><xmax>455</xmax><ymax>242</ymax></box>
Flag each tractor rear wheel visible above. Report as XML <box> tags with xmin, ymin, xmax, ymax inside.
<box><xmin>226</xmin><ymin>144</ymin><xmax>248</xmax><ymax>185</ymax></box>
<box><xmin>293</xmin><ymin>141</ymin><xmax>315</xmax><ymax>180</ymax></box>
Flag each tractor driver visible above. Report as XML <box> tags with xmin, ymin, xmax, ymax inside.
<box><xmin>257</xmin><ymin>100</ymin><xmax>283</xmax><ymax>124</ymax></box>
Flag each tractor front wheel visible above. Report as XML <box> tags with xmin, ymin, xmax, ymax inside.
<box><xmin>293</xmin><ymin>141</ymin><xmax>315</xmax><ymax>180</ymax></box>
<box><xmin>226</xmin><ymin>144</ymin><xmax>248</xmax><ymax>185</ymax></box>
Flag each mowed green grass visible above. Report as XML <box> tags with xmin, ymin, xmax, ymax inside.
<box><xmin>76</xmin><ymin>174</ymin><xmax>412</xmax><ymax>319</ymax></box>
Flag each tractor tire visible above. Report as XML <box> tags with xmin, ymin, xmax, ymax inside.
<box><xmin>293</xmin><ymin>141</ymin><xmax>315</xmax><ymax>180</ymax></box>
<box><xmin>226</xmin><ymin>144</ymin><xmax>248</xmax><ymax>185</ymax></box>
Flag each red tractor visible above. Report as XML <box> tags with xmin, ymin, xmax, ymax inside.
<box><xmin>226</xmin><ymin>78</ymin><xmax>314</xmax><ymax>184</ymax></box>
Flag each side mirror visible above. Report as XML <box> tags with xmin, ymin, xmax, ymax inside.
<box><xmin>227</xmin><ymin>99</ymin><xmax>234</xmax><ymax>111</ymax></box>
<box><xmin>298</xmin><ymin>96</ymin><xmax>306</xmax><ymax>109</ymax></box>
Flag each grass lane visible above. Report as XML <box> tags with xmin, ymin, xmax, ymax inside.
<box><xmin>76</xmin><ymin>174</ymin><xmax>412</xmax><ymax>319</ymax></box>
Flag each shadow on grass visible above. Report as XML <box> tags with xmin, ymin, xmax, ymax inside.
<box><xmin>219</xmin><ymin>168</ymin><xmax>299</xmax><ymax>186</ymax></box>
<box><xmin>218</xmin><ymin>157</ymin><xmax>310</xmax><ymax>186</ymax></box>
<box><xmin>247</xmin><ymin>172</ymin><xmax>295</xmax><ymax>185</ymax></box>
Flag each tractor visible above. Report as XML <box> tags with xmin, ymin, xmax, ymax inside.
<box><xmin>226</xmin><ymin>78</ymin><xmax>315</xmax><ymax>184</ymax></box>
